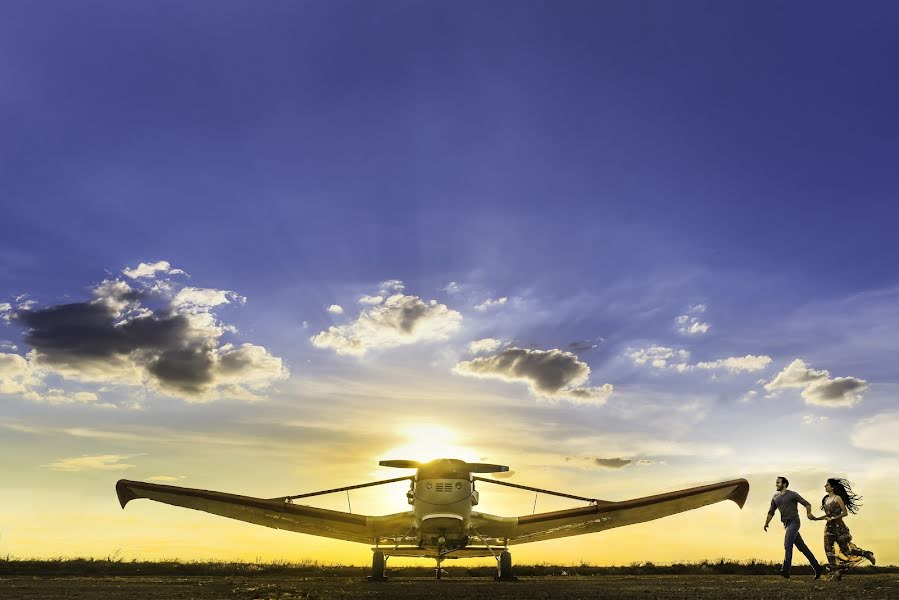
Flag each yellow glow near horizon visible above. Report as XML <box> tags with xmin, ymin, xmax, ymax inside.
<box><xmin>381</xmin><ymin>423</ymin><xmax>481</xmax><ymax>464</ymax></box>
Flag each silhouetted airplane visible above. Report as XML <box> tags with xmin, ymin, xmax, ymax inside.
<box><xmin>117</xmin><ymin>458</ymin><xmax>749</xmax><ymax>580</ymax></box>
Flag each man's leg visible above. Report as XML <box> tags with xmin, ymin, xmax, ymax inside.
<box><xmin>782</xmin><ymin>519</ymin><xmax>799</xmax><ymax>575</ymax></box>
<box><xmin>793</xmin><ymin>529</ymin><xmax>822</xmax><ymax>575</ymax></box>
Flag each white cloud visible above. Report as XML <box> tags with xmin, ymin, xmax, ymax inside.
<box><xmin>327</xmin><ymin>304</ymin><xmax>344</xmax><ymax>315</ymax></box>
<box><xmin>694</xmin><ymin>355</ymin><xmax>772</xmax><ymax>373</ymax></box>
<box><xmin>675</xmin><ymin>315</ymin><xmax>710</xmax><ymax>335</ymax></box>
<box><xmin>689</xmin><ymin>303</ymin><xmax>707</xmax><ymax>313</ymax></box>
<box><xmin>147</xmin><ymin>475</ymin><xmax>186</xmax><ymax>482</ymax></box>
<box><xmin>764</xmin><ymin>359</ymin><xmax>867</xmax><ymax>407</ymax></box>
<box><xmin>627</xmin><ymin>346</ymin><xmax>691</xmax><ymax>370</ymax></box>
<box><xmin>474</xmin><ymin>297</ymin><xmax>508</xmax><ymax>311</ymax></box>
<box><xmin>0</xmin><ymin>352</ymin><xmax>41</xmax><ymax>395</ymax></box>
<box><xmin>358</xmin><ymin>295</ymin><xmax>383</xmax><ymax>305</ymax></box>
<box><xmin>454</xmin><ymin>347</ymin><xmax>613</xmax><ymax>405</ymax></box>
<box><xmin>122</xmin><ymin>260</ymin><xmax>185</xmax><ymax>279</ymax></box>
<box><xmin>443</xmin><ymin>281</ymin><xmax>461</xmax><ymax>294</ymax></box>
<box><xmin>379</xmin><ymin>279</ymin><xmax>405</xmax><ymax>293</ymax></box>
<box><xmin>311</xmin><ymin>293</ymin><xmax>462</xmax><ymax>356</ymax></box>
<box><xmin>42</xmin><ymin>454</ymin><xmax>137</xmax><ymax>472</ymax></box>
<box><xmin>802</xmin><ymin>415</ymin><xmax>829</xmax><ymax>426</ymax></box>
<box><xmin>172</xmin><ymin>287</ymin><xmax>245</xmax><ymax>309</ymax></box>
<box><xmin>0</xmin><ymin>303</ymin><xmax>12</xmax><ymax>323</ymax></box>
<box><xmin>851</xmin><ymin>413</ymin><xmax>899</xmax><ymax>454</ymax></box>
<box><xmin>738</xmin><ymin>390</ymin><xmax>758</xmax><ymax>403</ymax></box>
<box><xmin>627</xmin><ymin>346</ymin><xmax>771</xmax><ymax>374</ymax></box>
<box><xmin>467</xmin><ymin>338</ymin><xmax>502</xmax><ymax>355</ymax></box>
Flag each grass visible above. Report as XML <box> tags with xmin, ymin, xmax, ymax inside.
<box><xmin>1</xmin><ymin>556</ymin><xmax>896</xmax><ymax>577</ymax></box>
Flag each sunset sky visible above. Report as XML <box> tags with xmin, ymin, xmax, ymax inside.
<box><xmin>1</xmin><ymin>2</ymin><xmax>898</xmax><ymax>566</ymax></box>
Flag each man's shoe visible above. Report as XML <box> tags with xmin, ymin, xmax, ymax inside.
<box><xmin>864</xmin><ymin>551</ymin><xmax>876</xmax><ymax>566</ymax></box>
<box><xmin>779</xmin><ymin>569</ymin><xmax>790</xmax><ymax>578</ymax></box>
<box><xmin>813</xmin><ymin>566</ymin><xmax>823</xmax><ymax>580</ymax></box>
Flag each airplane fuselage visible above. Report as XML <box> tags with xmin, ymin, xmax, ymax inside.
<box><xmin>410</xmin><ymin>461</ymin><xmax>480</xmax><ymax>550</ymax></box>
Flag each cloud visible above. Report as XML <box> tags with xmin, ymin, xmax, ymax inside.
<box><xmin>694</xmin><ymin>355</ymin><xmax>772</xmax><ymax>373</ymax></box>
<box><xmin>0</xmin><ymin>303</ymin><xmax>12</xmax><ymax>323</ymax></box>
<box><xmin>851</xmin><ymin>413</ymin><xmax>899</xmax><ymax>454</ymax></box>
<box><xmin>627</xmin><ymin>346</ymin><xmax>691</xmax><ymax>370</ymax></box>
<box><xmin>802</xmin><ymin>415</ymin><xmax>829</xmax><ymax>426</ymax></box>
<box><xmin>443</xmin><ymin>281</ymin><xmax>461</xmax><ymax>294</ymax></box>
<box><xmin>327</xmin><ymin>304</ymin><xmax>344</xmax><ymax>315</ymax></box>
<box><xmin>764</xmin><ymin>359</ymin><xmax>867</xmax><ymax>407</ymax></box>
<box><xmin>689</xmin><ymin>303</ymin><xmax>707</xmax><ymax>313</ymax></box>
<box><xmin>453</xmin><ymin>347</ymin><xmax>613</xmax><ymax>405</ymax></box>
<box><xmin>675</xmin><ymin>314</ymin><xmax>710</xmax><ymax>335</ymax></box>
<box><xmin>568</xmin><ymin>339</ymin><xmax>600</xmax><ymax>353</ymax></box>
<box><xmin>627</xmin><ymin>346</ymin><xmax>771</xmax><ymax>374</ymax></box>
<box><xmin>310</xmin><ymin>290</ymin><xmax>462</xmax><ymax>356</ymax></box>
<box><xmin>467</xmin><ymin>338</ymin><xmax>502</xmax><ymax>355</ymax></box>
<box><xmin>739</xmin><ymin>390</ymin><xmax>759</xmax><ymax>403</ymax></box>
<box><xmin>147</xmin><ymin>475</ymin><xmax>186</xmax><ymax>482</ymax></box>
<box><xmin>358</xmin><ymin>295</ymin><xmax>383</xmax><ymax>306</ymax></box>
<box><xmin>593</xmin><ymin>457</ymin><xmax>632</xmax><ymax>469</ymax></box>
<box><xmin>379</xmin><ymin>280</ymin><xmax>405</xmax><ymax>293</ymax></box>
<box><xmin>172</xmin><ymin>287</ymin><xmax>245</xmax><ymax>309</ymax></box>
<box><xmin>42</xmin><ymin>454</ymin><xmax>138</xmax><ymax>472</ymax></box>
<box><xmin>474</xmin><ymin>297</ymin><xmax>508</xmax><ymax>311</ymax></box>
<box><xmin>6</xmin><ymin>267</ymin><xmax>287</xmax><ymax>402</ymax></box>
<box><xmin>0</xmin><ymin>352</ymin><xmax>42</xmax><ymax>394</ymax></box>
<box><xmin>122</xmin><ymin>260</ymin><xmax>186</xmax><ymax>280</ymax></box>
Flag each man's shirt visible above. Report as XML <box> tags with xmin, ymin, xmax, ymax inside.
<box><xmin>769</xmin><ymin>490</ymin><xmax>809</xmax><ymax>523</ymax></box>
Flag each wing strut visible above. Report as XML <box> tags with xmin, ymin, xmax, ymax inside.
<box><xmin>472</xmin><ymin>476</ymin><xmax>599</xmax><ymax>504</ymax></box>
<box><xmin>277</xmin><ymin>475</ymin><xmax>413</xmax><ymax>503</ymax></box>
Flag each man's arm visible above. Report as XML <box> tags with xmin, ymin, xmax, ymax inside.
<box><xmin>797</xmin><ymin>493</ymin><xmax>814</xmax><ymax>519</ymax></box>
<box><xmin>764</xmin><ymin>499</ymin><xmax>776</xmax><ymax>531</ymax></box>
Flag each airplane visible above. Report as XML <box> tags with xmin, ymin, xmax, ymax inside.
<box><xmin>116</xmin><ymin>458</ymin><xmax>749</xmax><ymax>580</ymax></box>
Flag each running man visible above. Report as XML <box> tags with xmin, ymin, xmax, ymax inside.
<box><xmin>763</xmin><ymin>475</ymin><xmax>823</xmax><ymax>578</ymax></box>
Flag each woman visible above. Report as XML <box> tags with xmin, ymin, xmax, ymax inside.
<box><xmin>811</xmin><ymin>478</ymin><xmax>875</xmax><ymax>580</ymax></box>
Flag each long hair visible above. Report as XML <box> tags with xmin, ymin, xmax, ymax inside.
<box><xmin>821</xmin><ymin>478</ymin><xmax>862</xmax><ymax>514</ymax></box>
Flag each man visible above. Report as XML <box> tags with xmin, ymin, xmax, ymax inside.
<box><xmin>764</xmin><ymin>475</ymin><xmax>823</xmax><ymax>579</ymax></box>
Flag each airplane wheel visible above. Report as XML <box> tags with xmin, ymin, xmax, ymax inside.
<box><xmin>496</xmin><ymin>550</ymin><xmax>516</xmax><ymax>580</ymax></box>
<box><xmin>368</xmin><ymin>550</ymin><xmax>386</xmax><ymax>580</ymax></box>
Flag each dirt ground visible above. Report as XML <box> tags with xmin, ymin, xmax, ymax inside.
<box><xmin>1</xmin><ymin>575</ymin><xmax>897</xmax><ymax>600</ymax></box>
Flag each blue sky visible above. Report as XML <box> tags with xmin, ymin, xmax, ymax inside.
<box><xmin>1</xmin><ymin>2</ymin><xmax>898</xmax><ymax>564</ymax></box>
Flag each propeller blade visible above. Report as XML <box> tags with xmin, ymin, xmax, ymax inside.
<box><xmin>464</xmin><ymin>462</ymin><xmax>509</xmax><ymax>473</ymax></box>
<box><xmin>379</xmin><ymin>460</ymin><xmax>421</xmax><ymax>469</ymax></box>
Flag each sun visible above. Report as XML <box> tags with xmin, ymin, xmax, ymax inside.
<box><xmin>381</xmin><ymin>423</ymin><xmax>481</xmax><ymax>464</ymax></box>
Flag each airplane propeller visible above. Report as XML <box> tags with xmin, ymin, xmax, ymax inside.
<box><xmin>379</xmin><ymin>459</ymin><xmax>509</xmax><ymax>473</ymax></box>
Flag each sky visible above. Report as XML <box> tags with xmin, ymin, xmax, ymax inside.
<box><xmin>1</xmin><ymin>1</ymin><xmax>898</xmax><ymax>566</ymax></box>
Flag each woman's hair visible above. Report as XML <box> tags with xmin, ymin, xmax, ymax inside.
<box><xmin>821</xmin><ymin>478</ymin><xmax>862</xmax><ymax>514</ymax></box>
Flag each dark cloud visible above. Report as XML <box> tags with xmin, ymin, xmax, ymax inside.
<box><xmin>593</xmin><ymin>457</ymin><xmax>632</xmax><ymax>469</ymax></box>
<box><xmin>453</xmin><ymin>347</ymin><xmax>613</xmax><ymax>405</ymax></box>
<box><xmin>18</xmin><ymin>302</ymin><xmax>187</xmax><ymax>361</ymax></box>
<box><xmin>8</xmin><ymin>273</ymin><xmax>287</xmax><ymax>402</ymax></box>
<box><xmin>568</xmin><ymin>339</ymin><xmax>600</xmax><ymax>354</ymax></box>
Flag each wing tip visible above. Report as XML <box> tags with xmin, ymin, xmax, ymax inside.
<box><xmin>727</xmin><ymin>479</ymin><xmax>750</xmax><ymax>509</ymax></box>
<box><xmin>116</xmin><ymin>479</ymin><xmax>139</xmax><ymax>509</ymax></box>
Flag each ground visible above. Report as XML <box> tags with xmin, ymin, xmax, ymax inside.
<box><xmin>1</xmin><ymin>575</ymin><xmax>897</xmax><ymax>600</ymax></box>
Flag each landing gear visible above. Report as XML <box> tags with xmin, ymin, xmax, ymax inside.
<box><xmin>367</xmin><ymin>550</ymin><xmax>387</xmax><ymax>581</ymax></box>
<box><xmin>496</xmin><ymin>550</ymin><xmax>517</xmax><ymax>581</ymax></box>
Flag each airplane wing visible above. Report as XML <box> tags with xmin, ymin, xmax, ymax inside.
<box><xmin>116</xmin><ymin>479</ymin><xmax>412</xmax><ymax>544</ymax></box>
<box><xmin>471</xmin><ymin>478</ymin><xmax>749</xmax><ymax>544</ymax></box>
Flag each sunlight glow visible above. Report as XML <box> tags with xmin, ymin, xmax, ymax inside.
<box><xmin>382</xmin><ymin>423</ymin><xmax>482</xmax><ymax>464</ymax></box>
